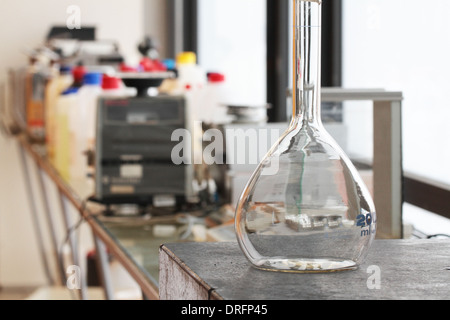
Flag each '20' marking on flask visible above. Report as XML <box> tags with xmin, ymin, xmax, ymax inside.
<box><xmin>356</xmin><ymin>212</ymin><xmax>375</xmax><ymax>237</ymax></box>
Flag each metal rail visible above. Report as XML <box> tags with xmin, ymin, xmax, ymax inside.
<box><xmin>322</xmin><ymin>88</ymin><xmax>404</xmax><ymax>239</ymax></box>
<box><xmin>16</xmin><ymin>136</ymin><xmax>159</xmax><ymax>300</ymax></box>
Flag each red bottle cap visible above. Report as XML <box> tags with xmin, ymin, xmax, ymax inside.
<box><xmin>140</xmin><ymin>58</ymin><xmax>168</xmax><ymax>72</ymax></box>
<box><xmin>102</xmin><ymin>75</ymin><xmax>121</xmax><ymax>90</ymax></box>
<box><xmin>120</xmin><ymin>63</ymin><xmax>138</xmax><ymax>72</ymax></box>
<box><xmin>208</xmin><ymin>72</ymin><xmax>225</xmax><ymax>83</ymax></box>
<box><xmin>72</xmin><ymin>66</ymin><xmax>87</xmax><ymax>83</ymax></box>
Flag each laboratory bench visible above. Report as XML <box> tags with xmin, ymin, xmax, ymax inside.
<box><xmin>159</xmin><ymin>240</ymin><xmax>450</xmax><ymax>300</ymax></box>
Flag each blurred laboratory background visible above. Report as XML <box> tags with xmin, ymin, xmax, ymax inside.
<box><xmin>0</xmin><ymin>0</ymin><xmax>449</xmax><ymax>300</ymax></box>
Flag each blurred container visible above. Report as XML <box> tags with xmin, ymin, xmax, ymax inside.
<box><xmin>175</xmin><ymin>52</ymin><xmax>206</xmax><ymax>94</ymax></box>
<box><xmin>45</xmin><ymin>65</ymin><xmax>73</xmax><ymax>162</ymax></box>
<box><xmin>25</xmin><ymin>58</ymin><xmax>46</xmax><ymax>143</ymax></box>
<box><xmin>201</xmin><ymin>72</ymin><xmax>233</xmax><ymax>125</ymax></box>
<box><xmin>70</xmin><ymin>72</ymin><xmax>102</xmax><ymax>182</ymax></box>
<box><xmin>54</xmin><ymin>87</ymin><xmax>79</xmax><ymax>181</ymax></box>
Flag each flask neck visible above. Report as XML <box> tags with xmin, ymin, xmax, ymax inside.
<box><xmin>292</xmin><ymin>0</ymin><xmax>322</xmax><ymax>127</ymax></box>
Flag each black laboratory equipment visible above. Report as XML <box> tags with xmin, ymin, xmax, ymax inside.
<box><xmin>94</xmin><ymin>72</ymin><xmax>195</xmax><ymax>214</ymax></box>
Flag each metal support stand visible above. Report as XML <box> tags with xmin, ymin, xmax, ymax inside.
<box><xmin>373</xmin><ymin>100</ymin><xmax>403</xmax><ymax>239</ymax></box>
<box><xmin>35</xmin><ymin>165</ymin><xmax>66</xmax><ymax>285</ymax></box>
<box><xmin>59</xmin><ymin>193</ymin><xmax>88</xmax><ymax>300</ymax></box>
<box><xmin>322</xmin><ymin>88</ymin><xmax>404</xmax><ymax>239</ymax></box>
<box><xmin>93</xmin><ymin>234</ymin><xmax>115</xmax><ymax>300</ymax></box>
<box><xmin>18</xmin><ymin>144</ymin><xmax>54</xmax><ymax>285</ymax></box>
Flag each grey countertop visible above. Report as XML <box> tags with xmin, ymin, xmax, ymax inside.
<box><xmin>160</xmin><ymin>239</ymin><xmax>450</xmax><ymax>300</ymax></box>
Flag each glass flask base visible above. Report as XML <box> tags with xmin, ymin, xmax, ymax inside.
<box><xmin>253</xmin><ymin>258</ymin><xmax>358</xmax><ymax>273</ymax></box>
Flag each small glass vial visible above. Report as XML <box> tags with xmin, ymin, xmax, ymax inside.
<box><xmin>235</xmin><ymin>0</ymin><xmax>376</xmax><ymax>273</ymax></box>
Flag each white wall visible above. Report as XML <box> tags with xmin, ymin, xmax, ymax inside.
<box><xmin>0</xmin><ymin>0</ymin><xmax>166</xmax><ymax>287</ymax></box>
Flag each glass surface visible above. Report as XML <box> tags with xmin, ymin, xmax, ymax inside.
<box><xmin>235</xmin><ymin>0</ymin><xmax>376</xmax><ymax>273</ymax></box>
<box><xmin>96</xmin><ymin>214</ymin><xmax>196</xmax><ymax>285</ymax></box>
<box><xmin>52</xmin><ymin>155</ymin><xmax>196</xmax><ymax>289</ymax></box>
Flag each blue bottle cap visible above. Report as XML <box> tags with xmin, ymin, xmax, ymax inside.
<box><xmin>83</xmin><ymin>72</ymin><xmax>102</xmax><ymax>85</ymax></box>
<box><xmin>162</xmin><ymin>59</ymin><xmax>176</xmax><ymax>70</ymax></box>
<box><xmin>62</xmin><ymin>87</ymin><xmax>79</xmax><ymax>95</ymax></box>
<box><xmin>60</xmin><ymin>65</ymin><xmax>72</xmax><ymax>74</ymax></box>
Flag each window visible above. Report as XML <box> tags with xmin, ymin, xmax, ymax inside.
<box><xmin>343</xmin><ymin>0</ymin><xmax>450</xmax><ymax>186</ymax></box>
<box><xmin>342</xmin><ymin>0</ymin><xmax>450</xmax><ymax>233</ymax></box>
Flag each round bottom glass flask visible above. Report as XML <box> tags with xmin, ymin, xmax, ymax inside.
<box><xmin>235</xmin><ymin>0</ymin><xmax>376</xmax><ymax>273</ymax></box>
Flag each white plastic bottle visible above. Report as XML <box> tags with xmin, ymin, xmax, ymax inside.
<box><xmin>71</xmin><ymin>72</ymin><xmax>102</xmax><ymax>182</ymax></box>
<box><xmin>202</xmin><ymin>72</ymin><xmax>233</xmax><ymax>125</ymax></box>
<box><xmin>174</xmin><ymin>52</ymin><xmax>207</xmax><ymax>166</ymax></box>
<box><xmin>175</xmin><ymin>52</ymin><xmax>206</xmax><ymax>95</ymax></box>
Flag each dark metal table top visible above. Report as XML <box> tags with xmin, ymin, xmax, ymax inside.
<box><xmin>161</xmin><ymin>240</ymin><xmax>450</xmax><ymax>300</ymax></box>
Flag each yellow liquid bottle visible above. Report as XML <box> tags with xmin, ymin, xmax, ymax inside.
<box><xmin>54</xmin><ymin>88</ymin><xmax>79</xmax><ymax>182</ymax></box>
<box><xmin>45</xmin><ymin>66</ymin><xmax>73</xmax><ymax>163</ymax></box>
